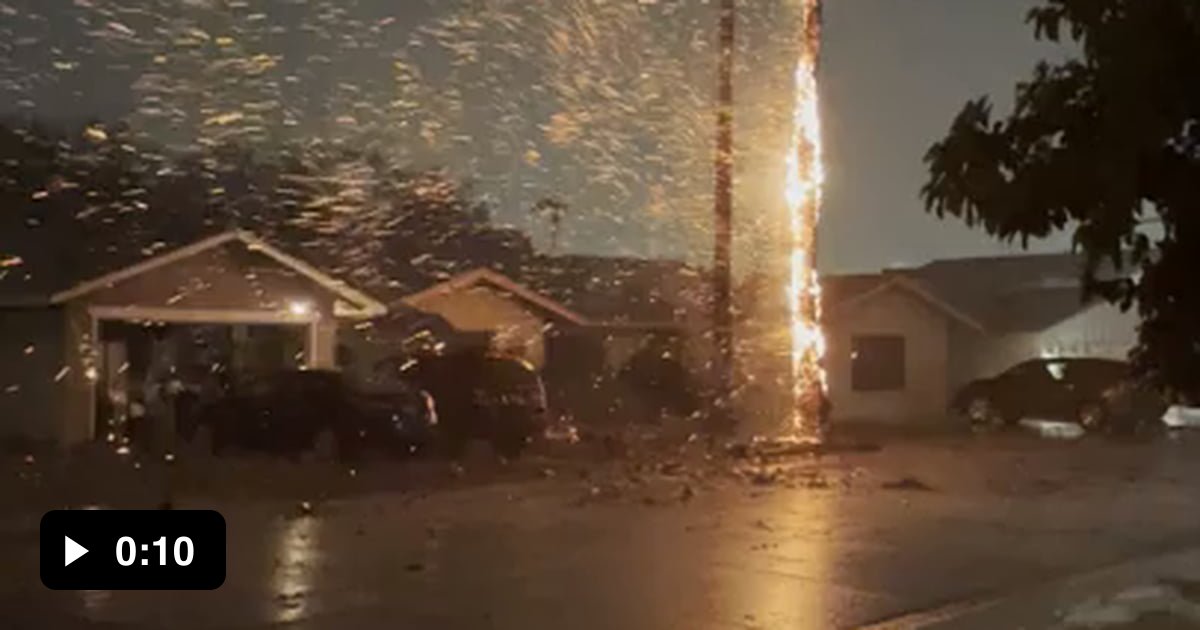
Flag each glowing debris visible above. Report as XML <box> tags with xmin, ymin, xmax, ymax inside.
<box><xmin>83</xmin><ymin>126</ymin><xmax>108</xmax><ymax>143</ymax></box>
<box><xmin>106</xmin><ymin>22</ymin><xmax>136</xmax><ymax>37</ymax></box>
<box><xmin>204</xmin><ymin>112</ymin><xmax>245</xmax><ymax>127</ymax></box>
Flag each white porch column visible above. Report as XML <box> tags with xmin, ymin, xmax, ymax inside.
<box><xmin>62</xmin><ymin>305</ymin><xmax>99</xmax><ymax>448</ymax></box>
<box><xmin>307</xmin><ymin>320</ymin><xmax>339</xmax><ymax>370</ymax></box>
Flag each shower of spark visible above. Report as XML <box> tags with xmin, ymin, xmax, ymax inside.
<box><xmin>784</xmin><ymin>0</ymin><xmax>827</xmax><ymax>438</ymax></box>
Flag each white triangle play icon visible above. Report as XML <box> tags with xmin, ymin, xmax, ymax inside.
<box><xmin>64</xmin><ymin>536</ymin><xmax>88</xmax><ymax>567</ymax></box>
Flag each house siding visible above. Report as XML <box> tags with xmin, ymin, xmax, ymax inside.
<box><xmin>947</xmin><ymin>301</ymin><xmax>1139</xmax><ymax>390</ymax></box>
<box><xmin>1035</xmin><ymin>302</ymin><xmax>1138</xmax><ymax>360</ymax></box>
<box><xmin>947</xmin><ymin>324</ymin><xmax>1038</xmax><ymax>388</ymax></box>
<box><xmin>826</xmin><ymin>286</ymin><xmax>951</xmax><ymax>425</ymax></box>
<box><xmin>0</xmin><ymin>307</ymin><xmax>68</xmax><ymax>445</ymax></box>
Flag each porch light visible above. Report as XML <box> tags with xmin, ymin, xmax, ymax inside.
<box><xmin>288</xmin><ymin>300</ymin><xmax>313</xmax><ymax>317</ymax></box>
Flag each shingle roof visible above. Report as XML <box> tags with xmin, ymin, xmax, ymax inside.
<box><xmin>401</xmin><ymin>268</ymin><xmax>589</xmax><ymax>325</ymax></box>
<box><xmin>905</xmin><ymin>253</ymin><xmax>1086</xmax><ymax>331</ymax></box>
<box><xmin>823</xmin><ymin>253</ymin><xmax>1104</xmax><ymax>334</ymax></box>
<box><xmin>820</xmin><ymin>273</ymin><xmax>886</xmax><ymax>309</ymax></box>
<box><xmin>521</xmin><ymin>254</ymin><xmax>707</xmax><ymax>325</ymax></box>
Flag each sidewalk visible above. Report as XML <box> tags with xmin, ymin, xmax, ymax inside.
<box><xmin>889</xmin><ymin>547</ymin><xmax>1200</xmax><ymax>629</ymax></box>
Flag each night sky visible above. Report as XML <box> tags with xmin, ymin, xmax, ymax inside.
<box><xmin>0</xmin><ymin>0</ymin><xmax>1073</xmax><ymax>274</ymax></box>
<box><xmin>821</xmin><ymin>0</ymin><xmax>1071</xmax><ymax>272</ymax></box>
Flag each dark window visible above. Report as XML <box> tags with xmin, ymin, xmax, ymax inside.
<box><xmin>851</xmin><ymin>335</ymin><xmax>906</xmax><ymax>392</ymax></box>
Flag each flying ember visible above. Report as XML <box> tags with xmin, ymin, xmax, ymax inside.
<box><xmin>785</xmin><ymin>0</ymin><xmax>827</xmax><ymax>438</ymax></box>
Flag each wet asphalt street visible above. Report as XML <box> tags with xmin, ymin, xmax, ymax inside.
<box><xmin>3</xmin><ymin>435</ymin><xmax>1199</xmax><ymax>629</ymax></box>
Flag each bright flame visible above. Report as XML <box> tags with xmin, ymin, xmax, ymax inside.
<box><xmin>784</xmin><ymin>0</ymin><xmax>827</xmax><ymax>437</ymax></box>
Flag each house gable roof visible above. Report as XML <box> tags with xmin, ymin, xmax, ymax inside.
<box><xmin>822</xmin><ymin>252</ymin><xmax>1109</xmax><ymax>335</ymax></box>
<box><xmin>49</xmin><ymin>230</ymin><xmax>386</xmax><ymax>318</ymax></box>
<box><xmin>829</xmin><ymin>274</ymin><xmax>988</xmax><ymax>332</ymax></box>
<box><xmin>401</xmin><ymin>268</ymin><xmax>590</xmax><ymax>326</ymax></box>
<box><xmin>908</xmin><ymin>253</ymin><xmax>1085</xmax><ymax>331</ymax></box>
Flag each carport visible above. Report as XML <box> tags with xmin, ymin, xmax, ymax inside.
<box><xmin>44</xmin><ymin>231</ymin><xmax>385</xmax><ymax>446</ymax></box>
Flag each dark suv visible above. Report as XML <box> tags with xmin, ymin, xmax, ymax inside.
<box><xmin>951</xmin><ymin>358</ymin><xmax>1165</xmax><ymax>433</ymax></box>
<box><xmin>378</xmin><ymin>348</ymin><xmax>550</xmax><ymax>458</ymax></box>
<box><xmin>192</xmin><ymin>370</ymin><xmax>437</xmax><ymax>460</ymax></box>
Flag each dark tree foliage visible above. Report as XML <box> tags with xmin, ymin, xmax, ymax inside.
<box><xmin>922</xmin><ymin>0</ymin><xmax>1200</xmax><ymax>398</ymax></box>
<box><xmin>1</xmin><ymin>120</ymin><xmax>533</xmax><ymax>302</ymax></box>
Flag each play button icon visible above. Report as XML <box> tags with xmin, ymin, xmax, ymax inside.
<box><xmin>42</xmin><ymin>509</ymin><xmax>227</xmax><ymax>590</ymax></box>
<box><xmin>64</xmin><ymin>536</ymin><xmax>88</xmax><ymax>567</ymax></box>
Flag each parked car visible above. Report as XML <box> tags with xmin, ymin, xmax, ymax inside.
<box><xmin>951</xmin><ymin>358</ymin><xmax>1166</xmax><ymax>433</ymax></box>
<box><xmin>376</xmin><ymin>348</ymin><xmax>550</xmax><ymax>458</ymax></box>
<box><xmin>617</xmin><ymin>338</ymin><xmax>700</xmax><ymax>421</ymax></box>
<box><xmin>190</xmin><ymin>370</ymin><xmax>437</xmax><ymax>461</ymax></box>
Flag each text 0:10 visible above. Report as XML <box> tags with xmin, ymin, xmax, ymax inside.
<box><xmin>116</xmin><ymin>537</ymin><xmax>194</xmax><ymax>567</ymax></box>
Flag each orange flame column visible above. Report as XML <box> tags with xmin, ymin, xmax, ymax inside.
<box><xmin>785</xmin><ymin>0</ymin><xmax>827</xmax><ymax>437</ymax></box>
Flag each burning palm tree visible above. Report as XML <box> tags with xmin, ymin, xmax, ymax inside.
<box><xmin>784</xmin><ymin>0</ymin><xmax>828</xmax><ymax>439</ymax></box>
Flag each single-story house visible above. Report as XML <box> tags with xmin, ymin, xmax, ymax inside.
<box><xmin>344</xmin><ymin>267</ymin><xmax>594</xmax><ymax>376</ymax></box>
<box><xmin>822</xmin><ymin>253</ymin><xmax>1139</xmax><ymax>425</ymax></box>
<box><xmin>2</xmin><ymin>223</ymin><xmax>716</xmax><ymax>447</ymax></box>
<box><xmin>0</xmin><ymin>230</ymin><xmax>386</xmax><ymax>448</ymax></box>
<box><xmin>345</xmin><ymin>255</ymin><xmax>715</xmax><ymax>424</ymax></box>
<box><xmin>522</xmin><ymin>254</ymin><xmax>714</xmax><ymax>375</ymax></box>
<box><xmin>347</xmin><ymin>257</ymin><xmax>715</xmax><ymax>401</ymax></box>
<box><xmin>348</xmin><ymin>253</ymin><xmax>715</xmax><ymax>373</ymax></box>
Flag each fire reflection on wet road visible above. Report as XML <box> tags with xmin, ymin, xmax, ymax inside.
<box><xmin>270</xmin><ymin>514</ymin><xmax>323</xmax><ymax>624</ymax></box>
<box><xmin>3</xmin><ymin>439</ymin><xmax>1199</xmax><ymax>629</ymax></box>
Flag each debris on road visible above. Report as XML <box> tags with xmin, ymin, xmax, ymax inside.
<box><xmin>1020</xmin><ymin>418</ymin><xmax>1087</xmax><ymax>440</ymax></box>
<box><xmin>748</xmin><ymin>467</ymin><xmax>782</xmax><ymax>486</ymax></box>
<box><xmin>1059</xmin><ymin>581</ymin><xmax>1200</xmax><ymax>628</ymax></box>
<box><xmin>881</xmin><ymin>477</ymin><xmax>935</xmax><ymax>492</ymax></box>
<box><xmin>726</xmin><ymin>435</ymin><xmax>881</xmax><ymax>461</ymax></box>
<box><xmin>658</xmin><ymin>460</ymin><xmax>685</xmax><ymax>476</ymax></box>
<box><xmin>574</xmin><ymin>482</ymin><xmax>624</xmax><ymax>506</ymax></box>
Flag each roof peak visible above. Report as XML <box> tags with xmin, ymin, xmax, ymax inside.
<box><xmin>915</xmin><ymin>250</ymin><xmax>1081</xmax><ymax>268</ymax></box>
<box><xmin>48</xmin><ymin>229</ymin><xmax>386</xmax><ymax>318</ymax></box>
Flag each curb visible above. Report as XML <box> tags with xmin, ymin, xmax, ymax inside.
<box><xmin>859</xmin><ymin>543</ymin><xmax>1200</xmax><ymax>630</ymax></box>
